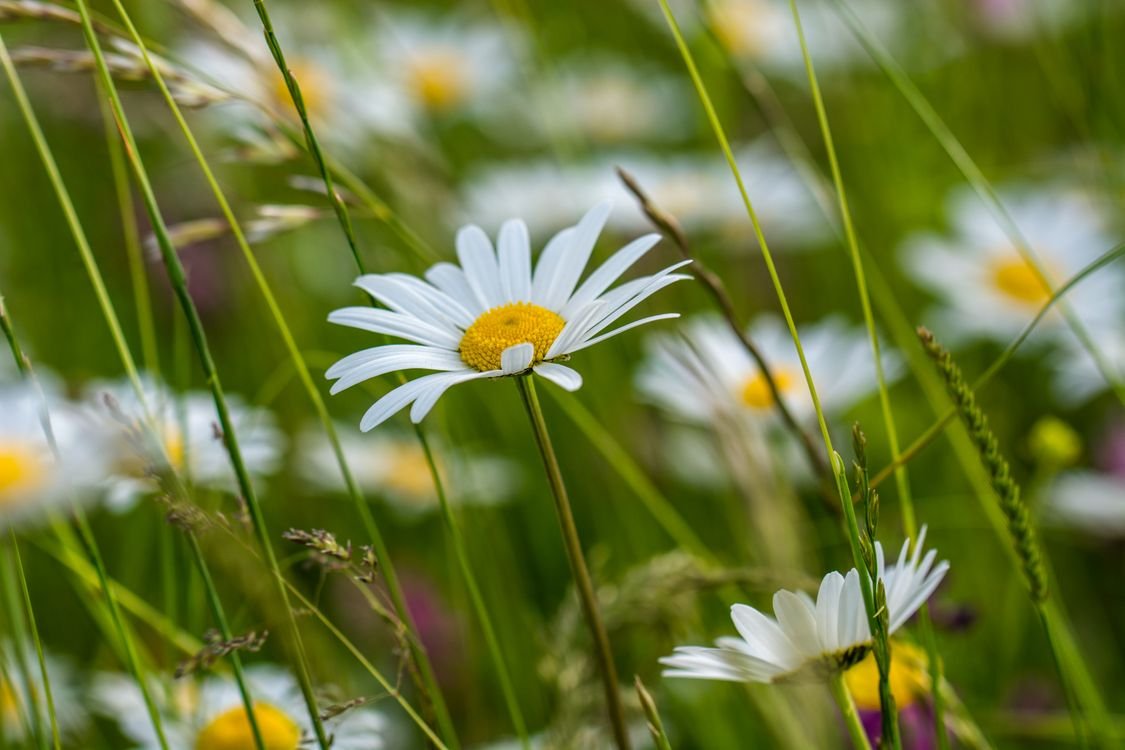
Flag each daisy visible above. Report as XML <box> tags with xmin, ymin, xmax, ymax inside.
<box><xmin>0</xmin><ymin>381</ymin><xmax>104</xmax><ymax>531</ymax></box>
<box><xmin>83</xmin><ymin>376</ymin><xmax>284</xmax><ymax>511</ymax></box>
<box><xmin>1</xmin><ymin>640</ymin><xmax>88</xmax><ymax>744</ymax></box>
<box><xmin>298</xmin><ymin>423</ymin><xmax>519</xmax><ymax>517</ymax></box>
<box><xmin>901</xmin><ymin>185</ymin><xmax>1123</xmax><ymax>347</ymax></box>
<box><xmin>325</xmin><ymin>203</ymin><xmax>689</xmax><ymax>431</ymax></box>
<box><xmin>93</xmin><ymin>664</ymin><xmax>387</xmax><ymax>750</ymax></box>
<box><xmin>637</xmin><ymin>314</ymin><xmax>896</xmax><ymax>427</ymax></box>
<box><xmin>660</xmin><ymin>529</ymin><xmax>947</xmax><ymax>684</ymax></box>
<box><xmin>1044</xmin><ymin>471</ymin><xmax>1125</xmax><ymax>538</ymax></box>
<box><xmin>374</xmin><ymin>13</ymin><xmax>522</xmax><ymax>118</ymax></box>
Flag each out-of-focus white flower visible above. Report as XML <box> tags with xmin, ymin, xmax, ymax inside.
<box><xmin>93</xmin><ymin>664</ymin><xmax>387</xmax><ymax>749</ymax></box>
<box><xmin>966</xmin><ymin>0</ymin><xmax>1090</xmax><ymax>41</ymax></box>
<box><xmin>326</xmin><ymin>203</ymin><xmax>687</xmax><ymax>431</ymax></box>
<box><xmin>83</xmin><ymin>376</ymin><xmax>284</xmax><ymax>511</ymax></box>
<box><xmin>1049</xmin><ymin>335</ymin><xmax>1125</xmax><ymax>407</ymax></box>
<box><xmin>661</xmin><ymin>530</ymin><xmax>947</xmax><ymax>683</ymax></box>
<box><xmin>1</xmin><ymin>641</ymin><xmax>88</xmax><ymax>744</ymax></box>
<box><xmin>1045</xmin><ymin>471</ymin><xmax>1125</xmax><ymax>538</ymax></box>
<box><xmin>0</xmin><ymin>381</ymin><xmax>104</xmax><ymax>531</ymax></box>
<box><xmin>299</xmin><ymin>424</ymin><xmax>519</xmax><ymax>517</ymax></box>
<box><xmin>460</xmin><ymin>143</ymin><xmax>830</xmax><ymax>249</ymax></box>
<box><xmin>902</xmin><ymin>186</ymin><xmax>1122</xmax><ymax>347</ymax></box>
<box><xmin>637</xmin><ymin>314</ymin><xmax>896</xmax><ymax>427</ymax></box>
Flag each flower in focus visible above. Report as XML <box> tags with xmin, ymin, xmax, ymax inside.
<box><xmin>298</xmin><ymin>423</ymin><xmax>519</xmax><ymax>517</ymax></box>
<box><xmin>93</xmin><ymin>664</ymin><xmax>387</xmax><ymax>750</ymax></box>
<box><xmin>85</xmin><ymin>377</ymin><xmax>284</xmax><ymax>511</ymax></box>
<box><xmin>846</xmin><ymin>642</ymin><xmax>936</xmax><ymax>750</ymax></box>
<box><xmin>637</xmin><ymin>314</ymin><xmax>895</xmax><ymax>427</ymax></box>
<box><xmin>1</xmin><ymin>641</ymin><xmax>88</xmax><ymax>744</ymax></box>
<box><xmin>326</xmin><ymin>203</ymin><xmax>688</xmax><ymax>431</ymax></box>
<box><xmin>660</xmin><ymin>530</ymin><xmax>948</xmax><ymax>683</ymax></box>
<box><xmin>901</xmin><ymin>186</ymin><xmax>1122</xmax><ymax>347</ymax></box>
<box><xmin>0</xmin><ymin>381</ymin><xmax>103</xmax><ymax>531</ymax></box>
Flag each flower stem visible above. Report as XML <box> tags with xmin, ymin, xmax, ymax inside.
<box><xmin>830</xmin><ymin>671</ymin><xmax>873</xmax><ymax>750</ymax></box>
<box><xmin>516</xmin><ymin>377</ymin><xmax>631</xmax><ymax>750</ymax></box>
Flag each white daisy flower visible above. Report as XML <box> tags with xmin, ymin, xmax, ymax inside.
<box><xmin>84</xmin><ymin>377</ymin><xmax>285</xmax><ymax>511</ymax></box>
<box><xmin>1049</xmin><ymin>334</ymin><xmax>1125</xmax><ymax>407</ymax></box>
<box><xmin>176</xmin><ymin>4</ymin><xmax>413</xmax><ymax>156</ymax></box>
<box><xmin>93</xmin><ymin>664</ymin><xmax>387</xmax><ymax>750</ymax></box>
<box><xmin>460</xmin><ymin>143</ymin><xmax>830</xmax><ymax>249</ymax></box>
<box><xmin>660</xmin><ymin>529</ymin><xmax>948</xmax><ymax>683</ymax></box>
<box><xmin>326</xmin><ymin>203</ymin><xmax>689</xmax><ymax>431</ymax></box>
<box><xmin>1044</xmin><ymin>471</ymin><xmax>1125</xmax><ymax>538</ymax></box>
<box><xmin>374</xmin><ymin>13</ymin><xmax>522</xmax><ymax>118</ymax></box>
<box><xmin>902</xmin><ymin>185</ymin><xmax>1123</xmax><ymax>347</ymax></box>
<box><xmin>0</xmin><ymin>381</ymin><xmax>104</xmax><ymax>531</ymax></box>
<box><xmin>1</xmin><ymin>641</ymin><xmax>88</xmax><ymax>744</ymax></box>
<box><xmin>637</xmin><ymin>314</ymin><xmax>896</xmax><ymax>427</ymax></box>
<box><xmin>298</xmin><ymin>424</ymin><xmax>519</xmax><ymax>517</ymax></box>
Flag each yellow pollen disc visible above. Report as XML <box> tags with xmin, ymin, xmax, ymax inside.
<box><xmin>269</xmin><ymin>58</ymin><xmax>332</xmax><ymax>119</ymax></box>
<box><xmin>383</xmin><ymin>444</ymin><xmax>438</xmax><ymax>500</ymax></box>
<box><xmin>0</xmin><ymin>441</ymin><xmax>47</xmax><ymax>504</ymax></box>
<box><xmin>407</xmin><ymin>51</ymin><xmax>470</xmax><ymax>111</ymax></box>
<box><xmin>164</xmin><ymin>428</ymin><xmax>186</xmax><ymax>471</ymax></box>
<box><xmin>989</xmin><ymin>256</ymin><xmax>1053</xmax><ymax>306</ymax></box>
<box><xmin>194</xmin><ymin>702</ymin><xmax>301</xmax><ymax>750</ymax></box>
<box><xmin>459</xmin><ymin>302</ymin><xmax>565</xmax><ymax>373</ymax></box>
<box><xmin>740</xmin><ymin>368</ymin><xmax>794</xmax><ymax>410</ymax></box>
<box><xmin>845</xmin><ymin>642</ymin><xmax>930</xmax><ymax>711</ymax></box>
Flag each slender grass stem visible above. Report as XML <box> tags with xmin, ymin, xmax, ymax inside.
<box><xmin>70</xmin><ymin>3</ymin><xmax>331</xmax><ymax>745</ymax></box>
<box><xmin>515</xmin><ymin>376</ymin><xmax>631</xmax><ymax>750</ymax></box>
<box><xmin>829</xmin><ymin>670</ymin><xmax>873</xmax><ymax>750</ymax></box>
<box><xmin>0</xmin><ymin>543</ymin><xmax>47</xmax><ymax>749</ymax></box>
<box><xmin>828</xmin><ymin>0</ymin><xmax>1125</xmax><ymax>407</ymax></box>
<box><xmin>8</xmin><ymin>537</ymin><xmax>61</xmax><ymax>749</ymax></box>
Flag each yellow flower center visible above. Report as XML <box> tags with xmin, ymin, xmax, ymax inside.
<box><xmin>845</xmin><ymin>642</ymin><xmax>930</xmax><ymax>711</ymax></box>
<box><xmin>989</xmin><ymin>256</ymin><xmax>1053</xmax><ymax>306</ymax></box>
<box><xmin>194</xmin><ymin>702</ymin><xmax>301</xmax><ymax>750</ymax></box>
<box><xmin>740</xmin><ymin>368</ymin><xmax>795</xmax><ymax>410</ymax></box>
<box><xmin>459</xmin><ymin>302</ymin><xmax>566</xmax><ymax>373</ymax></box>
<box><xmin>0</xmin><ymin>441</ymin><xmax>47</xmax><ymax>504</ymax></box>
<box><xmin>709</xmin><ymin>0</ymin><xmax>770</xmax><ymax>57</ymax></box>
<box><xmin>269</xmin><ymin>58</ymin><xmax>332</xmax><ymax>119</ymax></box>
<box><xmin>383</xmin><ymin>444</ymin><xmax>438</xmax><ymax>500</ymax></box>
<box><xmin>407</xmin><ymin>51</ymin><xmax>470</xmax><ymax>111</ymax></box>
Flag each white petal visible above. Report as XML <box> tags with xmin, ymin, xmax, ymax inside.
<box><xmin>326</xmin><ymin>345</ymin><xmax>466</xmax><ymax>394</ymax></box>
<box><xmin>408</xmin><ymin>370</ymin><xmax>497</xmax><ymax>424</ymax></box>
<box><xmin>559</xmin><ymin>233</ymin><xmax>662</xmax><ymax>319</ymax></box>
<box><xmin>815</xmin><ymin>571</ymin><xmax>844</xmax><ymax>653</ymax></box>
<box><xmin>730</xmin><ymin>604</ymin><xmax>795</xmax><ymax>665</ymax></box>
<box><xmin>565</xmin><ymin>313</ymin><xmax>681</xmax><ymax>355</ymax></box>
<box><xmin>328</xmin><ymin>307</ymin><xmax>461</xmax><ymax>349</ymax></box>
<box><xmin>533</xmin><ymin>362</ymin><xmax>583</xmax><ymax>391</ymax></box>
<box><xmin>425</xmin><ymin>262</ymin><xmax>485</xmax><ymax>316</ymax></box>
<box><xmin>773</xmin><ymin>589</ymin><xmax>820</xmax><ymax>659</ymax></box>
<box><xmin>500</xmin><ymin>343</ymin><xmax>534</xmax><ymax>375</ymax></box>
<box><xmin>498</xmin><ymin>219</ymin><xmax>532</xmax><ymax>302</ymax></box>
<box><xmin>360</xmin><ymin>369</ymin><xmax>493</xmax><ymax>431</ymax></box>
<box><xmin>531</xmin><ymin>226</ymin><xmax>576</xmax><ymax>304</ymax></box>
<box><xmin>537</xmin><ymin>203</ymin><xmax>612</xmax><ymax>310</ymax></box>
<box><xmin>546</xmin><ymin>300</ymin><xmax>608</xmax><ymax>359</ymax></box>
<box><xmin>354</xmin><ymin>274</ymin><xmax>469</xmax><ymax>331</ymax></box>
<box><xmin>457</xmin><ymin>224</ymin><xmax>503</xmax><ymax>309</ymax></box>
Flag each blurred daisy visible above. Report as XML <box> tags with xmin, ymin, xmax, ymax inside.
<box><xmin>299</xmin><ymin>424</ymin><xmax>519</xmax><ymax>517</ymax></box>
<box><xmin>326</xmin><ymin>203</ymin><xmax>688</xmax><ymax>431</ymax></box>
<box><xmin>374</xmin><ymin>13</ymin><xmax>522</xmax><ymax>118</ymax></box>
<box><xmin>661</xmin><ymin>529</ymin><xmax>947</xmax><ymax>683</ymax></box>
<box><xmin>0</xmin><ymin>382</ymin><xmax>103</xmax><ymax>531</ymax></box>
<box><xmin>460</xmin><ymin>143</ymin><xmax>830</xmax><ymax>249</ymax></box>
<box><xmin>902</xmin><ymin>186</ymin><xmax>1122</xmax><ymax>346</ymax></box>
<box><xmin>84</xmin><ymin>377</ymin><xmax>284</xmax><ymax>511</ymax></box>
<box><xmin>175</xmin><ymin>2</ymin><xmax>412</xmax><ymax>156</ymax></box>
<box><xmin>94</xmin><ymin>664</ymin><xmax>387</xmax><ymax>749</ymax></box>
<box><xmin>1049</xmin><ymin>335</ymin><xmax>1125</xmax><ymax>407</ymax></box>
<box><xmin>846</xmin><ymin>642</ymin><xmax>937</xmax><ymax>750</ymax></box>
<box><xmin>1</xmin><ymin>641</ymin><xmax>88</xmax><ymax>744</ymax></box>
<box><xmin>1044</xmin><ymin>471</ymin><xmax>1125</xmax><ymax>538</ymax></box>
<box><xmin>637</xmin><ymin>314</ymin><xmax>895</xmax><ymax>427</ymax></box>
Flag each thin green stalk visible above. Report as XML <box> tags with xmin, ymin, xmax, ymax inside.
<box><xmin>515</xmin><ymin>376</ymin><xmax>631</xmax><ymax>750</ymax></box>
<box><xmin>634</xmin><ymin>676</ymin><xmax>673</xmax><ymax>750</ymax></box>
<box><xmin>0</xmin><ymin>545</ymin><xmax>47</xmax><ymax>749</ymax></box>
<box><xmin>785</xmin><ymin>1</ymin><xmax>939</xmax><ymax>743</ymax></box>
<box><xmin>186</xmin><ymin>534</ymin><xmax>267</xmax><ymax>750</ymax></box>
<box><xmin>70</xmin><ymin>3</ymin><xmax>330</xmax><ymax>745</ymax></box>
<box><xmin>414</xmin><ymin>428</ymin><xmax>531</xmax><ymax>750</ymax></box>
<box><xmin>8</xmin><ymin>537</ymin><xmax>61</xmax><ymax>749</ymax></box>
<box><xmin>828</xmin><ymin>0</ymin><xmax>1125</xmax><ymax>407</ymax></box>
<box><xmin>109</xmin><ymin>5</ymin><xmax>457</xmax><ymax>740</ymax></box>
<box><xmin>829</xmin><ymin>670</ymin><xmax>873</xmax><ymax>750</ymax></box>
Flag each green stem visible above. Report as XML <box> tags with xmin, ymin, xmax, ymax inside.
<box><xmin>0</xmin><ymin>544</ymin><xmax>47</xmax><ymax>749</ymax></box>
<box><xmin>515</xmin><ymin>377</ymin><xmax>631</xmax><ymax>750</ymax></box>
<box><xmin>9</xmin><ymin>537</ymin><xmax>61</xmax><ymax>749</ymax></box>
<box><xmin>414</xmin><ymin>427</ymin><xmax>531</xmax><ymax>750</ymax></box>
<box><xmin>830</xmin><ymin>670</ymin><xmax>873</xmax><ymax>750</ymax></box>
